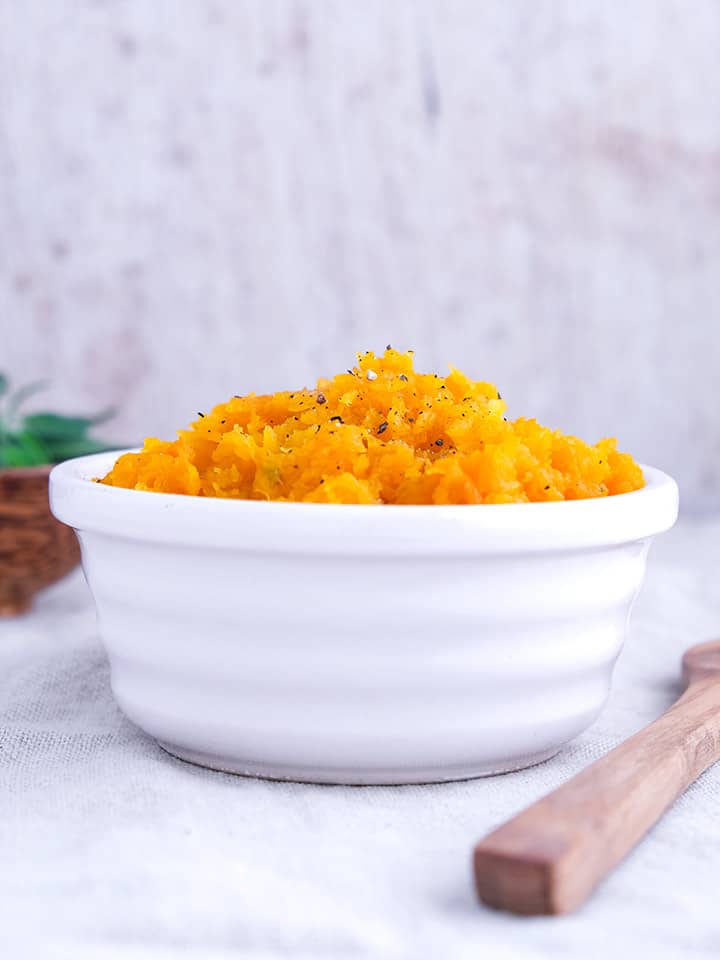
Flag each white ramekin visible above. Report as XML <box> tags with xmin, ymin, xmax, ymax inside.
<box><xmin>50</xmin><ymin>451</ymin><xmax>678</xmax><ymax>785</ymax></box>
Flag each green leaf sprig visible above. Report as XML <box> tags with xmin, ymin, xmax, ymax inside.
<box><xmin>0</xmin><ymin>374</ymin><xmax>118</xmax><ymax>467</ymax></box>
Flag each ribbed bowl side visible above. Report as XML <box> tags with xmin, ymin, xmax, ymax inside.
<box><xmin>79</xmin><ymin>531</ymin><xmax>649</xmax><ymax>783</ymax></box>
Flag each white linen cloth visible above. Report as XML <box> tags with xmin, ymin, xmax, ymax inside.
<box><xmin>1</xmin><ymin>518</ymin><xmax>719</xmax><ymax>960</ymax></box>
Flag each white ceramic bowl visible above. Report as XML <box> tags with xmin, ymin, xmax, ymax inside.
<box><xmin>50</xmin><ymin>452</ymin><xmax>678</xmax><ymax>785</ymax></box>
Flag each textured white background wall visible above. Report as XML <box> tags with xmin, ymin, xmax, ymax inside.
<box><xmin>1</xmin><ymin>0</ymin><xmax>719</xmax><ymax>508</ymax></box>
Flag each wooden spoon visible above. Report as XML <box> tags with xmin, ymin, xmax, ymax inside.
<box><xmin>474</xmin><ymin>640</ymin><xmax>720</xmax><ymax>915</ymax></box>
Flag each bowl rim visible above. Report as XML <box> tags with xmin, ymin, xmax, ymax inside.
<box><xmin>49</xmin><ymin>450</ymin><xmax>679</xmax><ymax>555</ymax></box>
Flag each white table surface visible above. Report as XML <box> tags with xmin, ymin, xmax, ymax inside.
<box><xmin>1</xmin><ymin>517</ymin><xmax>719</xmax><ymax>960</ymax></box>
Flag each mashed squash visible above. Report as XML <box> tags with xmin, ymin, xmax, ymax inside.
<box><xmin>101</xmin><ymin>349</ymin><xmax>644</xmax><ymax>504</ymax></box>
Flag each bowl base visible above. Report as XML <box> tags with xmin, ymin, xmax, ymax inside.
<box><xmin>156</xmin><ymin>741</ymin><xmax>561</xmax><ymax>785</ymax></box>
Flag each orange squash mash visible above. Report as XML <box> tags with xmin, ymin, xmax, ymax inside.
<box><xmin>101</xmin><ymin>349</ymin><xmax>644</xmax><ymax>504</ymax></box>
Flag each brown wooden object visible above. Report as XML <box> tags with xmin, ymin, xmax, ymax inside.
<box><xmin>474</xmin><ymin>640</ymin><xmax>720</xmax><ymax>915</ymax></box>
<box><xmin>0</xmin><ymin>466</ymin><xmax>80</xmax><ymax>616</ymax></box>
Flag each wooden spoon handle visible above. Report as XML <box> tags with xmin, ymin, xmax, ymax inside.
<box><xmin>474</xmin><ymin>678</ymin><xmax>720</xmax><ymax>915</ymax></box>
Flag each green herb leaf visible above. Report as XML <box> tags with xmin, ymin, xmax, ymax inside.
<box><xmin>6</xmin><ymin>379</ymin><xmax>50</xmax><ymax>422</ymax></box>
<box><xmin>24</xmin><ymin>408</ymin><xmax>115</xmax><ymax>441</ymax></box>
<box><xmin>42</xmin><ymin>437</ymin><xmax>120</xmax><ymax>463</ymax></box>
<box><xmin>25</xmin><ymin>413</ymin><xmax>91</xmax><ymax>441</ymax></box>
<box><xmin>0</xmin><ymin>373</ymin><xmax>8</xmax><ymax>398</ymax></box>
<box><xmin>88</xmin><ymin>407</ymin><xmax>116</xmax><ymax>427</ymax></box>
<box><xmin>0</xmin><ymin>431</ymin><xmax>51</xmax><ymax>467</ymax></box>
